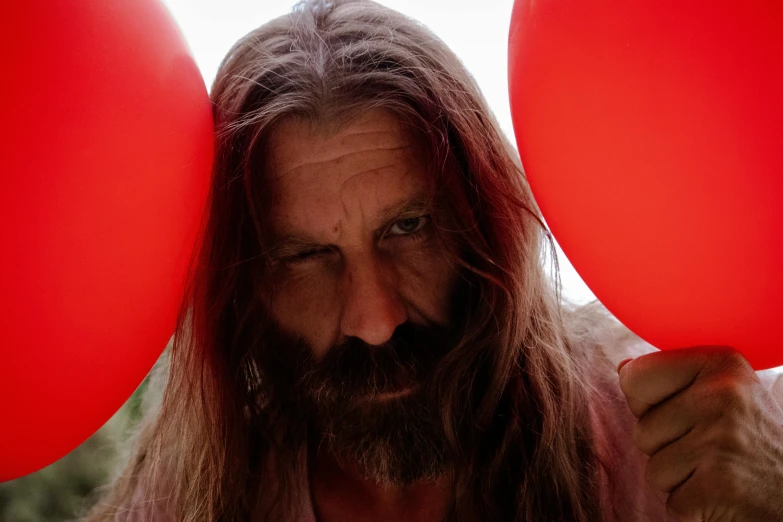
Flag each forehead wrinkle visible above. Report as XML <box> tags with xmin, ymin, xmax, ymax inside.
<box><xmin>272</xmin><ymin>144</ymin><xmax>412</xmax><ymax>181</ymax></box>
<box><xmin>275</xmin><ymin>160</ymin><xmax>405</xmax><ymax>222</ymax></box>
<box><xmin>334</xmin><ymin>160</ymin><xmax>422</xmax><ymax>230</ymax></box>
<box><xmin>337</xmin><ymin>162</ymin><xmax>400</xmax><ymax>191</ymax></box>
<box><xmin>270</xmin><ymin>160</ymin><xmax>420</xmax><ymax>238</ymax></box>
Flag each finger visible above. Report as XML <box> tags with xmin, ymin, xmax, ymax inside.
<box><xmin>617</xmin><ymin>358</ymin><xmax>633</xmax><ymax>373</ymax></box>
<box><xmin>624</xmin><ymin>395</ymin><xmax>653</xmax><ymax>419</ymax></box>
<box><xmin>633</xmin><ymin>389</ymin><xmax>697</xmax><ymax>456</ymax></box>
<box><xmin>618</xmin><ymin>357</ymin><xmax>653</xmax><ymax>416</ymax></box>
<box><xmin>645</xmin><ymin>430</ymin><xmax>700</xmax><ymax>494</ymax></box>
<box><xmin>666</xmin><ymin>468</ymin><xmax>709</xmax><ymax>522</ymax></box>
<box><xmin>619</xmin><ymin>348</ymin><xmax>710</xmax><ymax>417</ymax></box>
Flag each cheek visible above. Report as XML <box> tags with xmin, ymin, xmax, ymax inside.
<box><xmin>393</xmin><ymin>247</ymin><xmax>458</xmax><ymax>326</ymax></box>
<box><xmin>267</xmin><ymin>267</ymin><xmax>341</xmax><ymax>356</ymax></box>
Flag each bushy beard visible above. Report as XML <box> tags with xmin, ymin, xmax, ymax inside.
<box><xmin>262</xmin><ymin>320</ymin><xmax>458</xmax><ymax>486</ymax></box>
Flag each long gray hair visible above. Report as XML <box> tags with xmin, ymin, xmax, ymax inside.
<box><xmin>84</xmin><ymin>1</ymin><xmax>612</xmax><ymax>520</ymax></box>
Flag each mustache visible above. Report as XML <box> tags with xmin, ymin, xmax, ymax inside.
<box><xmin>298</xmin><ymin>321</ymin><xmax>457</xmax><ymax>398</ymax></box>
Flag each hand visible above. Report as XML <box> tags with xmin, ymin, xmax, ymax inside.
<box><xmin>618</xmin><ymin>347</ymin><xmax>783</xmax><ymax>521</ymax></box>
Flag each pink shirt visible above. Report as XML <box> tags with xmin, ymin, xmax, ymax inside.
<box><xmin>259</xmin><ymin>339</ymin><xmax>679</xmax><ymax>522</ymax></box>
<box><xmin>123</xmin><ymin>338</ymin><xmax>783</xmax><ymax>521</ymax></box>
<box><xmin>587</xmin><ymin>340</ymin><xmax>675</xmax><ymax>521</ymax></box>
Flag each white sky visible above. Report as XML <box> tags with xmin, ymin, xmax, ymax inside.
<box><xmin>161</xmin><ymin>0</ymin><xmax>599</xmax><ymax>305</ymax></box>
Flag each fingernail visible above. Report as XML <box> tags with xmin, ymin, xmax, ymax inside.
<box><xmin>617</xmin><ymin>358</ymin><xmax>633</xmax><ymax>373</ymax></box>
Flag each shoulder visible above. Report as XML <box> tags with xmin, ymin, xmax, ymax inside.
<box><xmin>565</xmin><ymin>300</ymin><xmax>658</xmax><ymax>373</ymax></box>
<box><xmin>565</xmin><ymin>302</ymin><xmax>677</xmax><ymax>521</ymax></box>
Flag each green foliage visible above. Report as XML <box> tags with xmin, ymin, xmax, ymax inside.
<box><xmin>0</xmin><ymin>379</ymin><xmax>150</xmax><ymax>522</ymax></box>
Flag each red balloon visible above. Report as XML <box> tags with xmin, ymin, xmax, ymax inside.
<box><xmin>509</xmin><ymin>1</ymin><xmax>783</xmax><ymax>369</ymax></box>
<box><xmin>0</xmin><ymin>1</ymin><xmax>212</xmax><ymax>480</ymax></box>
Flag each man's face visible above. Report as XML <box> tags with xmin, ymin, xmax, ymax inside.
<box><xmin>262</xmin><ymin>109</ymin><xmax>463</xmax><ymax>484</ymax></box>
<box><xmin>264</xmin><ymin>108</ymin><xmax>458</xmax><ymax>363</ymax></box>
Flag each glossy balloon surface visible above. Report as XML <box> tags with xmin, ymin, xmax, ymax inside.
<box><xmin>0</xmin><ymin>0</ymin><xmax>213</xmax><ymax>480</ymax></box>
<box><xmin>509</xmin><ymin>1</ymin><xmax>783</xmax><ymax>369</ymax></box>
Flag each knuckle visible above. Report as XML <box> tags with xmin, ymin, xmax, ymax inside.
<box><xmin>704</xmin><ymin>379</ymin><xmax>745</xmax><ymax>412</ymax></box>
<box><xmin>700</xmin><ymin>455</ymin><xmax>745</xmax><ymax>501</ymax></box>
<box><xmin>699</xmin><ymin>420</ymin><xmax>748</xmax><ymax>466</ymax></box>
<box><xmin>716</xmin><ymin>415</ymin><xmax>749</xmax><ymax>453</ymax></box>
<box><xmin>644</xmin><ymin>455</ymin><xmax>667</xmax><ymax>492</ymax></box>
<box><xmin>712</xmin><ymin>347</ymin><xmax>752</xmax><ymax>377</ymax></box>
<box><xmin>632</xmin><ymin>420</ymin><xmax>652</xmax><ymax>454</ymax></box>
<box><xmin>666</xmin><ymin>489</ymin><xmax>697</xmax><ymax>521</ymax></box>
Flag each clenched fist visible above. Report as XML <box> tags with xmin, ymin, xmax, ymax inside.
<box><xmin>618</xmin><ymin>347</ymin><xmax>783</xmax><ymax>521</ymax></box>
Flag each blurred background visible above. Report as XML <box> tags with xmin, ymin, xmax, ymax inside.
<box><xmin>0</xmin><ymin>377</ymin><xmax>152</xmax><ymax>521</ymax></box>
<box><xmin>0</xmin><ymin>0</ymin><xmax>597</xmax><ymax>520</ymax></box>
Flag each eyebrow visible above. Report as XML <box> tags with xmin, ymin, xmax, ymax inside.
<box><xmin>265</xmin><ymin>193</ymin><xmax>432</xmax><ymax>259</ymax></box>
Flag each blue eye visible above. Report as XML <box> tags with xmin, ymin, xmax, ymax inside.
<box><xmin>388</xmin><ymin>216</ymin><xmax>429</xmax><ymax>236</ymax></box>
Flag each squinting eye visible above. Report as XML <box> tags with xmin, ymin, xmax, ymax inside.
<box><xmin>388</xmin><ymin>216</ymin><xmax>429</xmax><ymax>236</ymax></box>
<box><xmin>284</xmin><ymin>248</ymin><xmax>329</xmax><ymax>264</ymax></box>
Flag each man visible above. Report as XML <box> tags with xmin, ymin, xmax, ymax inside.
<box><xmin>84</xmin><ymin>0</ymin><xmax>783</xmax><ymax>520</ymax></box>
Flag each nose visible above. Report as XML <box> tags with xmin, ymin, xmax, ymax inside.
<box><xmin>340</xmin><ymin>254</ymin><xmax>406</xmax><ymax>346</ymax></box>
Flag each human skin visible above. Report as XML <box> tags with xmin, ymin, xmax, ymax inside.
<box><xmin>619</xmin><ymin>348</ymin><xmax>783</xmax><ymax>521</ymax></box>
<box><xmin>263</xmin><ymin>109</ymin><xmax>457</xmax><ymax>521</ymax></box>
<box><xmin>263</xmin><ymin>110</ymin><xmax>458</xmax><ymax>358</ymax></box>
<box><xmin>261</xmin><ymin>107</ymin><xmax>783</xmax><ymax>522</ymax></box>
